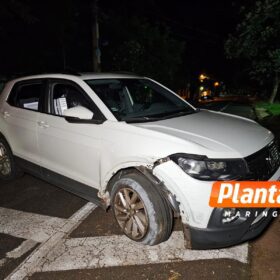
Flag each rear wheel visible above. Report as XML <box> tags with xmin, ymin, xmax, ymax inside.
<box><xmin>0</xmin><ymin>136</ymin><xmax>23</xmax><ymax>180</ymax></box>
<box><xmin>111</xmin><ymin>172</ymin><xmax>173</xmax><ymax>245</ymax></box>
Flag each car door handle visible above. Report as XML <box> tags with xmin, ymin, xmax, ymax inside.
<box><xmin>3</xmin><ymin>111</ymin><xmax>10</xmax><ymax>118</ymax></box>
<box><xmin>37</xmin><ymin>121</ymin><xmax>50</xmax><ymax>128</ymax></box>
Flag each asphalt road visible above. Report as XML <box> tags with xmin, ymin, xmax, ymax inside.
<box><xmin>0</xmin><ymin>108</ymin><xmax>279</xmax><ymax>280</ymax></box>
<box><xmin>0</xmin><ymin>175</ymin><xmax>250</xmax><ymax>280</ymax></box>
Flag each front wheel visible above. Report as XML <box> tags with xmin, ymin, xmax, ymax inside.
<box><xmin>111</xmin><ymin>172</ymin><xmax>173</xmax><ymax>245</ymax></box>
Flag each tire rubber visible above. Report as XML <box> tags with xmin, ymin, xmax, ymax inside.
<box><xmin>0</xmin><ymin>135</ymin><xmax>23</xmax><ymax>181</ymax></box>
<box><xmin>111</xmin><ymin>171</ymin><xmax>173</xmax><ymax>245</ymax></box>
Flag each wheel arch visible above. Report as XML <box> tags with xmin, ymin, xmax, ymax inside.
<box><xmin>103</xmin><ymin>165</ymin><xmax>180</xmax><ymax>215</ymax></box>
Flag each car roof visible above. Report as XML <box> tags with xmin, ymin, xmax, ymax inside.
<box><xmin>8</xmin><ymin>72</ymin><xmax>144</xmax><ymax>83</ymax></box>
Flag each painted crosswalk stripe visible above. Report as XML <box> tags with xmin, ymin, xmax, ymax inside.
<box><xmin>1</xmin><ymin>204</ymin><xmax>249</xmax><ymax>279</ymax></box>
<box><xmin>39</xmin><ymin>231</ymin><xmax>248</xmax><ymax>272</ymax></box>
<box><xmin>0</xmin><ymin>207</ymin><xmax>66</xmax><ymax>243</ymax></box>
<box><xmin>5</xmin><ymin>202</ymin><xmax>97</xmax><ymax>280</ymax></box>
<box><xmin>0</xmin><ymin>240</ymin><xmax>38</xmax><ymax>269</ymax></box>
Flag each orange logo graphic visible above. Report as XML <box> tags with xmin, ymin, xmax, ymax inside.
<box><xmin>209</xmin><ymin>181</ymin><xmax>280</xmax><ymax>208</ymax></box>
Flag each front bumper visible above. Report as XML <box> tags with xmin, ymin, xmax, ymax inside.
<box><xmin>184</xmin><ymin>208</ymin><xmax>275</xmax><ymax>250</ymax></box>
<box><xmin>153</xmin><ymin>160</ymin><xmax>280</xmax><ymax>249</ymax></box>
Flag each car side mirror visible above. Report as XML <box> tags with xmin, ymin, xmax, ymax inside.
<box><xmin>63</xmin><ymin>106</ymin><xmax>94</xmax><ymax>120</ymax></box>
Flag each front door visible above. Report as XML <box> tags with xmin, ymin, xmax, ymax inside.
<box><xmin>37</xmin><ymin>79</ymin><xmax>105</xmax><ymax>190</ymax></box>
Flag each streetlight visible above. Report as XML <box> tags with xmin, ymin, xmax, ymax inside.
<box><xmin>199</xmin><ymin>74</ymin><xmax>210</xmax><ymax>82</ymax></box>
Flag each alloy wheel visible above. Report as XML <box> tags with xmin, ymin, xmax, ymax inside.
<box><xmin>114</xmin><ymin>187</ymin><xmax>149</xmax><ymax>240</ymax></box>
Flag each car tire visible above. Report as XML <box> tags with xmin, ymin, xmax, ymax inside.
<box><xmin>111</xmin><ymin>171</ymin><xmax>173</xmax><ymax>245</ymax></box>
<box><xmin>0</xmin><ymin>135</ymin><xmax>23</xmax><ymax>180</ymax></box>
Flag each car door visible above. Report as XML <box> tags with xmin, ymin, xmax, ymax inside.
<box><xmin>37</xmin><ymin>79</ymin><xmax>105</xmax><ymax>191</ymax></box>
<box><xmin>1</xmin><ymin>79</ymin><xmax>45</xmax><ymax>170</ymax></box>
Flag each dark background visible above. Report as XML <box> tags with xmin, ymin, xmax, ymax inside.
<box><xmin>0</xmin><ymin>0</ymin><xmax>244</xmax><ymax>89</ymax></box>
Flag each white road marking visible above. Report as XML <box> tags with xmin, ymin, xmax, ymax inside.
<box><xmin>5</xmin><ymin>202</ymin><xmax>97</xmax><ymax>280</ymax></box>
<box><xmin>0</xmin><ymin>207</ymin><xmax>66</xmax><ymax>242</ymax></box>
<box><xmin>0</xmin><ymin>240</ymin><xmax>38</xmax><ymax>269</ymax></box>
<box><xmin>6</xmin><ymin>240</ymin><xmax>38</xmax><ymax>259</ymax></box>
<box><xmin>0</xmin><ymin>204</ymin><xmax>249</xmax><ymax>279</ymax></box>
<box><xmin>39</xmin><ymin>231</ymin><xmax>248</xmax><ymax>272</ymax></box>
<box><xmin>0</xmin><ymin>259</ymin><xmax>7</xmax><ymax>267</ymax></box>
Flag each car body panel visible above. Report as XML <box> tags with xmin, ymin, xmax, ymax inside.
<box><xmin>37</xmin><ymin>113</ymin><xmax>102</xmax><ymax>188</ymax></box>
<box><xmin>134</xmin><ymin>110</ymin><xmax>273</xmax><ymax>158</ymax></box>
<box><xmin>0</xmin><ymin>83</ymin><xmax>41</xmax><ymax>164</ymax></box>
<box><xmin>0</xmin><ymin>73</ymin><xmax>278</xmax><ymax>236</ymax></box>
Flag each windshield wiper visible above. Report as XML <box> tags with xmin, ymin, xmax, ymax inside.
<box><xmin>123</xmin><ymin>108</ymin><xmax>197</xmax><ymax>123</ymax></box>
<box><xmin>150</xmin><ymin>108</ymin><xmax>196</xmax><ymax>120</ymax></box>
<box><xmin>123</xmin><ymin>116</ymin><xmax>160</xmax><ymax>123</ymax></box>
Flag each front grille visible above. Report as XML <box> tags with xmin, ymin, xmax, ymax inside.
<box><xmin>245</xmin><ymin>140</ymin><xmax>280</xmax><ymax>180</ymax></box>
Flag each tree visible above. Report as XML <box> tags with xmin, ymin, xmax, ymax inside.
<box><xmin>225</xmin><ymin>0</ymin><xmax>280</xmax><ymax>103</ymax></box>
<box><xmin>101</xmin><ymin>16</ymin><xmax>185</xmax><ymax>87</ymax></box>
<box><xmin>0</xmin><ymin>0</ymin><xmax>37</xmax><ymax>36</ymax></box>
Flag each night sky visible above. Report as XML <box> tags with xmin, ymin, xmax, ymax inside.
<box><xmin>0</xmin><ymin>0</ymin><xmax>241</xmax><ymax>86</ymax></box>
<box><xmin>100</xmin><ymin>0</ymin><xmax>240</xmax><ymax>82</ymax></box>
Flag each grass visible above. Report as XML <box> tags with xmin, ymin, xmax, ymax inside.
<box><xmin>255</xmin><ymin>102</ymin><xmax>280</xmax><ymax>116</ymax></box>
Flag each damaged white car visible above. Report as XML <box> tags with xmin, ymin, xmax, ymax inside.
<box><xmin>0</xmin><ymin>73</ymin><xmax>279</xmax><ymax>249</ymax></box>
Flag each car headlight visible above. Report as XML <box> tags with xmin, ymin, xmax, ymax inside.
<box><xmin>170</xmin><ymin>154</ymin><xmax>248</xmax><ymax>180</ymax></box>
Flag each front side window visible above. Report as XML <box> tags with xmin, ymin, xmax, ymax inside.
<box><xmin>51</xmin><ymin>83</ymin><xmax>93</xmax><ymax>116</ymax></box>
<box><xmin>85</xmin><ymin>78</ymin><xmax>196</xmax><ymax>122</ymax></box>
<box><xmin>8</xmin><ymin>82</ymin><xmax>43</xmax><ymax>111</ymax></box>
<box><xmin>49</xmin><ymin>82</ymin><xmax>105</xmax><ymax>122</ymax></box>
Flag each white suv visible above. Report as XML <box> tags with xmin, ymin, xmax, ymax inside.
<box><xmin>0</xmin><ymin>73</ymin><xmax>279</xmax><ymax>249</ymax></box>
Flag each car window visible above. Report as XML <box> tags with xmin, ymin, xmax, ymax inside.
<box><xmin>50</xmin><ymin>84</ymin><xmax>93</xmax><ymax>116</ymax></box>
<box><xmin>8</xmin><ymin>82</ymin><xmax>43</xmax><ymax>111</ymax></box>
<box><xmin>85</xmin><ymin>78</ymin><xmax>195</xmax><ymax>122</ymax></box>
<box><xmin>49</xmin><ymin>82</ymin><xmax>106</xmax><ymax>124</ymax></box>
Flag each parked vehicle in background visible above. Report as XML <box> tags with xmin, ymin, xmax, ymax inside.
<box><xmin>0</xmin><ymin>73</ymin><xmax>279</xmax><ymax>249</ymax></box>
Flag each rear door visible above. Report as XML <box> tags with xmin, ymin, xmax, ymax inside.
<box><xmin>1</xmin><ymin>80</ymin><xmax>46</xmax><ymax>169</ymax></box>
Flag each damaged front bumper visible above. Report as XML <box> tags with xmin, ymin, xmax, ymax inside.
<box><xmin>153</xmin><ymin>160</ymin><xmax>280</xmax><ymax>250</ymax></box>
<box><xmin>182</xmin><ymin>208</ymin><xmax>275</xmax><ymax>250</ymax></box>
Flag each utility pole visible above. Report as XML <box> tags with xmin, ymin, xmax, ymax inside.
<box><xmin>91</xmin><ymin>0</ymin><xmax>101</xmax><ymax>72</ymax></box>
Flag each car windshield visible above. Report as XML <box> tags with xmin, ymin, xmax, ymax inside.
<box><xmin>85</xmin><ymin>78</ymin><xmax>196</xmax><ymax>122</ymax></box>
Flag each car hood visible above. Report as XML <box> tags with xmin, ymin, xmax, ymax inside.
<box><xmin>133</xmin><ymin>110</ymin><xmax>273</xmax><ymax>158</ymax></box>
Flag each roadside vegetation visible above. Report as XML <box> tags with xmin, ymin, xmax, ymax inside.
<box><xmin>225</xmin><ymin>0</ymin><xmax>280</xmax><ymax>104</ymax></box>
<box><xmin>255</xmin><ymin>102</ymin><xmax>280</xmax><ymax>116</ymax></box>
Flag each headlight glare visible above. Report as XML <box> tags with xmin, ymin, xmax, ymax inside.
<box><xmin>177</xmin><ymin>158</ymin><xmax>206</xmax><ymax>175</ymax></box>
<box><xmin>170</xmin><ymin>154</ymin><xmax>247</xmax><ymax>181</ymax></box>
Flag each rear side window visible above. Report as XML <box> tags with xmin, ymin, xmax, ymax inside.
<box><xmin>8</xmin><ymin>82</ymin><xmax>43</xmax><ymax>111</ymax></box>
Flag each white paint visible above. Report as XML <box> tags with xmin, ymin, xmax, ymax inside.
<box><xmin>1</xmin><ymin>203</ymin><xmax>249</xmax><ymax>279</ymax></box>
<box><xmin>5</xmin><ymin>202</ymin><xmax>97</xmax><ymax>280</ymax></box>
<box><xmin>0</xmin><ymin>207</ymin><xmax>66</xmax><ymax>243</ymax></box>
<box><xmin>6</xmin><ymin>240</ymin><xmax>38</xmax><ymax>259</ymax></box>
<box><xmin>1</xmin><ymin>73</ymin><xmax>276</xmax><ymax>234</ymax></box>
<box><xmin>39</xmin><ymin>231</ymin><xmax>248</xmax><ymax>273</ymax></box>
<box><xmin>0</xmin><ymin>258</ymin><xmax>7</xmax><ymax>267</ymax></box>
<box><xmin>0</xmin><ymin>240</ymin><xmax>37</xmax><ymax>269</ymax></box>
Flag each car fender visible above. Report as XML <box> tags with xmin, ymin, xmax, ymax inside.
<box><xmin>99</xmin><ymin>156</ymin><xmax>192</xmax><ymax>224</ymax></box>
<box><xmin>100</xmin><ymin>157</ymin><xmax>154</xmax><ymax>191</ymax></box>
